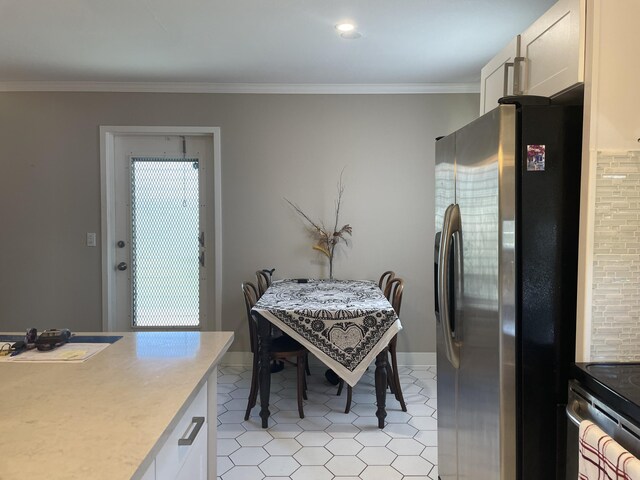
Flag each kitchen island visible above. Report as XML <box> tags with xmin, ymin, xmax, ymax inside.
<box><xmin>0</xmin><ymin>331</ymin><xmax>233</xmax><ymax>480</ymax></box>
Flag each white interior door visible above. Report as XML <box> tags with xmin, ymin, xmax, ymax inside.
<box><xmin>112</xmin><ymin>135</ymin><xmax>212</xmax><ymax>331</ymax></box>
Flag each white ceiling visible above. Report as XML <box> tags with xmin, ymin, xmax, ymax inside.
<box><xmin>0</xmin><ymin>0</ymin><xmax>556</xmax><ymax>90</ymax></box>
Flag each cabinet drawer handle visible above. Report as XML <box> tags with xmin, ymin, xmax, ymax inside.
<box><xmin>178</xmin><ymin>416</ymin><xmax>205</xmax><ymax>446</ymax></box>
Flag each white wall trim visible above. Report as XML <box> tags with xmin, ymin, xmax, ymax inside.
<box><xmin>221</xmin><ymin>351</ymin><xmax>436</xmax><ymax>367</ymax></box>
<box><xmin>0</xmin><ymin>81</ymin><xmax>480</xmax><ymax>95</ymax></box>
<box><xmin>99</xmin><ymin>126</ymin><xmax>223</xmax><ymax>332</ymax></box>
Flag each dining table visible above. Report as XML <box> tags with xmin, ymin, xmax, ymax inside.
<box><xmin>251</xmin><ymin>278</ymin><xmax>402</xmax><ymax>428</ymax></box>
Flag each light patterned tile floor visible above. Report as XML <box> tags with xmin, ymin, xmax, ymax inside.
<box><xmin>217</xmin><ymin>364</ymin><xmax>438</xmax><ymax>480</ymax></box>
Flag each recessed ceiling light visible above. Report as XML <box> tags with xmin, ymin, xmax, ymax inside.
<box><xmin>335</xmin><ymin>22</ymin><xmax>356</xmax><ymax>33</ymax></box>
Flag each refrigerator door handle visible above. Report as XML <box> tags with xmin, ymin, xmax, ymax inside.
<box><xmin>438</xmin><ymin>203</ymin><xmax>461</xmax><ymax>369</ymax></box>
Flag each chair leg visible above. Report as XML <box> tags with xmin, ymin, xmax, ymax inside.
<box><xmin>386</xmin><ymin>351</ymin><xmax>395</xmax><ymax>394</ymax></box>
<box><xmin>390</xmin><ymin>341</ymin><xmax>407</xmax><ymax>412</ymax></box>
<box><xmin>305</xmin><ymin>352</ymin><xmax>311</xmax><ymax>376</ymax></box>
<box><xmin>336</xmin><ymin>379</ymin><xmax>344</xmax><ymax>396</ymax></box>
<box><xmin>297</xmin><ymin>354</ymin><xmax>305</xmax><ymax>419</ymax></box>
<box><xmin>245</xmin><ymin>354</ymin><xmax>260</xmax><ymax>421</ymax></box>
<box><xmin>303</xmin><ymin>363</ymin><xmax>308</xmax><ymax>400</ymax></box>
<box><xmin>344</xmin><ymin>385</ymin><xmax>353</xmax><ymax>414</ymax></box>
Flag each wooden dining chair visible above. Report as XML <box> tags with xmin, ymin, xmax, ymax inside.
<box><xmin>379</xmin><ymin>270</ymin><xmax>396</xmax><ymax>298</ymax></box>
<box><xmin>256</xmin><ymin>269</ymin><xmax>273</xmax><ymax>297</ymax></box>
<box><xmin>338</xmin><ymin>276</ymin><xmax>406</xmax><ymax>413</ymax></box>
<box><xmin>385</xmin><ymin>277</ymin><xmax>407</xmax><ymax>411</ymax></box>
<box><xmin>255</xmin><ymin>269</ymin><xmax>311</xmax><ymax>376</ymax></box>
<box><xmin>242</xmin><ymin>282</ymin><xmax>308</xmax><ymax>420</ymax></box>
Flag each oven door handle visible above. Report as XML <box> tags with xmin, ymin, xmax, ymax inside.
<box><xmin>566</xmin><ymin>399</ymin><xmax>586</xmax><ymax>427</ymax></box>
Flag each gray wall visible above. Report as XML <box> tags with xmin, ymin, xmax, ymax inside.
<box><xmin>0</xmin><ymin>92</ymin><xmax>478</xmax><ymax>353</ymax></box>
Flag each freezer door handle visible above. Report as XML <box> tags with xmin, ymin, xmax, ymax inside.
<box><xmin>438</xmin><ymin>203</ymin><xmax>461</xmax><ymax>369</ymax></box>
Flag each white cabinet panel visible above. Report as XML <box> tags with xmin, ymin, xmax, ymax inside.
<box><xmin>479</xmin><ymin>36</ymin><xmax>520</xmax><ymax>115</ymax></box>
<box><xmin>520</xmin><ymin>0</ymin><xmax>584</xmax><ymax>97</ymax></box>
<box><xmin>156</xmin><ymin>382</ymin><xmax>208</xmax><ymax>480</ymax></box>
<box><xmin>176</xmin><ymin>422</ymin><xmax>208</xmax><ymax>480</ymax></box>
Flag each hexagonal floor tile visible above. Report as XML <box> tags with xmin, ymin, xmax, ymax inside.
<box><xmin>296</xmin><ymin>431</ymin><xmax>332</xmax><ymax>447</ymax></box>
<box><xmin>414</xmin><ymin>429</ymin><xmax>438</xmax><ymax>447</ymax></box>
<box><xmin>325</xmin><ymin>455</ymin><xmax>367</xmax><ymax>476</ymax></box>
<box><xmin>229</xmin><ymin>388</ymin><xmax>251</xmax><ymax>399</ymax></box>
<box><xmin>264</xmin><ymin>438</ymin><xmax>302</xmax><ymax>455</ymax></box>
<box><xmin>421</xmin><ymin>445</ymin><xmax>438</xmax><ymax>464</ymax></box>
<box><xmin>267</xmin><ymin>422</ymin><xmax>303</xmax><ymax>439</ymax></box>
<box><xmin>236</xmin><ymin>430</ymin><xmax>273</xmax><ymax>447</ymax></box>
<box><xmin>293</xmin><ymin>446</ymin><xmax>333</xmax><ymax>465</ymax></box>
<box><xmin>290</xmin><ymin>465</ymin><xmax>333</xmax><ymax>480</ymax></box>
<box><xmin>405</xmin><ymin>403</ymin><xmax>436</xmax><ymax>417</ymax></box>
<box><xmin>221</xmin><ymin>465</ymin><xmax>264</xmax><ymax>480</ymax></box>
<box><xmin>409</xmin><ymin>416</ymin><xmax>438</xmax><ymax>430</ymax></box>
<box><xmin>391</xmin><ymin>455</ymin><xmax>435</xmax><ymax>476</ymax></box>
<box><xmin>297</xmin><ymin>416</ymin><xmax>331</xmax><ymax>431</ymax></box>
<box><xmin>218</xmin><ymin>374</ymin><xmax>242</xmax><ymax>384</ymax></box>
<box><xmin>384</xmin><ymin>410</ymin><xmax>412</xmax><ymax>423</ymax></box>
<box><xmin>356</xmin><ymin>446</ymin><xmax>397</xmax><ymax>465</ymax></box>
<box><xmin>387</xmin><ymin>438</ymin><xmax>425</xmax><ymax>456</ymax></box>
<box><xmin>324</xmin><ymin>410</ymin><xmax>359</xmax><ymax>424</ymax></box>
<box><xmin>217</xmin><ymin>439</ymin><xmax>241</xmax><ymax>456</ymax></box>
<box><xmin>218</xmin><ymin>410</ymin><xmax>248</xmax><ymax>424</ymax></box>
<box><xmin>360</xmin><ymin>465</ymin><xmax>403</xmax><ymax>480</ymax></box>
<box><xmin>325</xmin><ymin>423</ymin><xmax>361</xmax><ymax>438</ymax></box>
<box><xmin>325</xmin><ymin>438</ymin><xmax>363</xmax><ymax>456</ymax></box>
<box><xmin>217</xmin><ymin>455</ymin><xmax>234</xmax><ymax>476</ymax></box>
<box><xmin>217</xmin><ymin>423</ymin><xmax>246</xmax><ymax>439</ymax></box>
<box><xmin>383</xmin><ymin>422</ymin><xmax>419</xmax><ymax>439</ymax></box>
<box><xmin>354</xmin><ymin>430</ymin><xmax>392</xmax><ymax>447</ymax></box>
<box><xmin>229</xmin><ymin>446</ymin><xmax>269</xmax><ymax>466</ymax></box>
<box><xmin>259</xmin><ymin>456</ymin><xmax>300</xmax><ymax>476</ymax></box>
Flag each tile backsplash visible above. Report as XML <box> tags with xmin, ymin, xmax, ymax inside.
<box><xmin>591</xmin><ymin>151</ymin><xmax>640</xmax><ymax>360</ymax></box>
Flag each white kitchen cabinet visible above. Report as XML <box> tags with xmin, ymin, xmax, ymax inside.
<box><xmin>479</xmin><ymin>36</ymin><xmax>520</xmax><ymax>115</ymax></box>
<box><xmin>479</xmin><ymin>0</ymin><xmax>586</xmax><ymax>113</ymax></box>
<box><xmin>519</xmin><ymin>0</ymin><xmax>585</xmax><ymax>97</ymax></box>
<box><xmin>155</xmin><ymin>380</ymin><xmax>209</xmax><ymax>480</ymax></box>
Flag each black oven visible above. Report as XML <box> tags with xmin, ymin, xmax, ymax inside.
<box><xmin>566</xmin><ymin>364</ymin><xmax>640</xmax><ymax>479</ymax></box>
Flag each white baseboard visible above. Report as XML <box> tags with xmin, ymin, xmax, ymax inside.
<box><xmin>221</xmin><ymin>351</ymin><xmax>435</xmax><ymax>368</ymax></box>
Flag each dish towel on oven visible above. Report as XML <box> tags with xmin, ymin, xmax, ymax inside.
<box><xmin>579</xmin><ymin>419</ymin><xmax>640</xmax><ymax>479</ymax></box>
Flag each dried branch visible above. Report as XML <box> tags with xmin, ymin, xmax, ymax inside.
<box><xmin>284</xmin><ymin>169</ymin><xmax>352</xmax><ymax>279</ymax></box>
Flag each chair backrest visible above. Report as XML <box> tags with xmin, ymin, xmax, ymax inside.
<box><xmin>384</xmin><ymin>277</ymin><xmax>404</xmax><ymax>316</ymax></box>
<box><xmin>378</xmin><ymin>271</ymin><xmax>396</xmax><ymax>299</ymax></box>
<box><xmin>242</xmin><ymin>282</ymin><xmax>260</xmax><ymax>353</ymax></box>
<box><xmin>256</xmin><ymin>270</ymin><xmax>273</xmax><ymax>297</ymax></box>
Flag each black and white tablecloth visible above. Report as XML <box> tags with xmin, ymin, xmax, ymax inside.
<box><xmin>252</xmin><ymin>279</ymin><xmax>402</xmax><ymax>386</ymax></box>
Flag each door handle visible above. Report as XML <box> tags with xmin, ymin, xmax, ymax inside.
<box><xmin>178</xmin><ymin>416</ymin><xmax>205</xmax><ymax>446</ymax></box>
<box><xmin>503</xmin><ymin>61</ymin><xmax>514</xmax><ymax>97</ymax></box>
<box><xmin>438</xmin><ymin>203</ymin><xmax>461</xmax><ymax>369</ymax></box>
<box><xmin>117</xmin><ymin>262</ymin><xmax>128</xmax><ymax>271</ymax></box>
<box><xmin>566</xmin><ymin>400</ymin><xmax>585</xmax><ymax>427</ymax></box>
<box><xmin>513</xmin><ymin>56</ymin><xmax>525</xmax><ymax>95</ymax></box>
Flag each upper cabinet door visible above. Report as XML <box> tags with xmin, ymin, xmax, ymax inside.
<box><xmin>479</xmin><ymin>36</ymin><xmax>520</xmax><ymax>115</ymax></box>
<box><xmin>519</xmin><ymin>0</ymin><xmax>585</xmax><ymax>97</ymax></box>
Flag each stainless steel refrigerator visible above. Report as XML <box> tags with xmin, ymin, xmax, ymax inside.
<box><xmin>434</xmin><ymin>96</ymin><xmax>582</xmax><ymax>480</ymax></box>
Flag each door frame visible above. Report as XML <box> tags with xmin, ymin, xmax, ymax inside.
<box><xmin>100</xmin><ymin>126</ymin><xmax>222</xmax><ymax>332</ymax></box>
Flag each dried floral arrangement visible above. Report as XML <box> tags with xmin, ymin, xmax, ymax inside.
<box><xmin>285</xmin><ymin>172</ymin><xmax>352</xmax><ymax>280</ymax></box>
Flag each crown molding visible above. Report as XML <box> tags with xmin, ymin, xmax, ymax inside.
<box><xmin>0</xmin><ymin>81</ymin><xmax>480</xmax><ymax>94</ymax></box>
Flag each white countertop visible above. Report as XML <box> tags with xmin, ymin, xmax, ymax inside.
<box><xmin>0</xmin><ymin>331</ymin><xmax>233</xmax><ymax>480</ymax></box>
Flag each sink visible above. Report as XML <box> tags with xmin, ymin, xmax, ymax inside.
<box><xmin>0</xmin><ymin>335</ymin><xmax>122</xmax><ymax>344</ymax></box>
